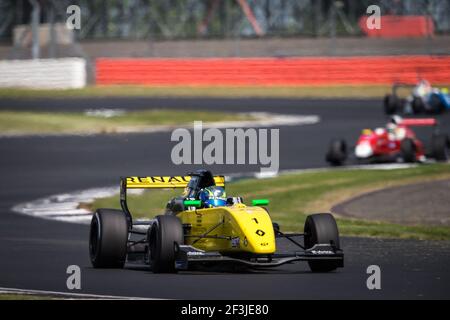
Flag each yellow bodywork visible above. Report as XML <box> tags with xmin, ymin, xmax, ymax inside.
<box><xmin>121</xmin><ymin>175</ymin><xmax>274</xmax><ymax>254</ymax></box>
<box><xmin>178</xmin><ymin>203</ymin><xmax>276</xmax><ymax>254</ymax></box>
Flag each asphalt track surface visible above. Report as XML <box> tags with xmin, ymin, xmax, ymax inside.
<box><xmin>333</xmin><ymin>179</ymin><xmax>450</xmax><ymax>226</ymax></box>
<box><xmin>1</xmin><ymin>97</ymin><xmax>450</xmax><ymax>299</ymax></box>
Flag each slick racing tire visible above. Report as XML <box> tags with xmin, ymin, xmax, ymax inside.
<box><xmin>304</xmin><ymin>213</ymin><xmax>341</xmax><ymax>273</ymax></box>
<box><xmin>384</xmin><ymin>94</ymin><xmax>400</xmax><ymax>115</ymax></box>
<box><xmin>89</xmin><ymin>209</ymin><xmax>128</xmax><ymax>268</ymax></box>
<box><xmin>412</xmin><ymin>96</ymin><xmax>425</xmax><ymax>114</ymax></box>
<box><xmin>325</xmin><ymin>139</ymin><xmax>347</xmax><ymax>166</ymax></box>
<box><xmin>432</xmin><ymin>133</ymin><xmax>449</xmax><ymax>161</ymax></box>
<box><xmin>429</xmin><ymin>94</ymin><xmax>445</xmax><ymax>114</ymax></box>
<box><xmin>400</xmin><ymin>138</ymin><xmax>416</xmax><ymax>163</ymax></box>
<box><xmin>148</xmin><ymin>215</ymin><xmax>183</xmax><ymax>273</ymax></box>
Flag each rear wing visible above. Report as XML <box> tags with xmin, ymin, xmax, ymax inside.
<box><xmin>123</xmin><ymin>176</ymin><xmax>225</xmax><ymax>189</ymax></box>
<box><xmin>119</xmin><ymin>175</ymin><xmax>225</xmax><ymax>228</ymax></box>
<box><xmin>399</xmin><ymin>118</ymin><xmax>437</xmax><ymax>127</ymax></box>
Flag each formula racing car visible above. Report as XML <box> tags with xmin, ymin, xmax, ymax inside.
<box><xmin>326</xmin><ymin>116</ymin><xmax>449</xmax><ymax>166</ymax></box>
<box><xmin>89</xmin><ymin>170</ymin><xmax>344</xmax><ymax>273</ymax></box>
<box><xmin>384</xmin><ymin>80</ymin><xmax>450</xmax><ymax>115</ymax></box>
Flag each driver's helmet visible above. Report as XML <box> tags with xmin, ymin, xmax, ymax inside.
<box><xmin>414</xmin><ymin>80</ymin><xmax>431</xmax><ymax>97</ymax></box>
<box><xmin>387</xmin><ymin>115</ymin><xmax>402</xmax><ymax>137</ymax></box>
<box><xmin>199</xmin><ymin>186</ymin><xmax>227</xmax><ymax>208</ymax></box>
<box><xmin>389</xmin><ymin>115</ymin><xmax>402</xmax><ymax>126</ymax></box>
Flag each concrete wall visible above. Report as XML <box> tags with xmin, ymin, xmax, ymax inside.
<box><xmin>0</xmin><ymin>58</ymin><xmax>86</xmax><ymax>89</ymax></box>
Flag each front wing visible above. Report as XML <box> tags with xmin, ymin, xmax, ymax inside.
<box><xmin>175</xmin><ymin>244</ymin><xmax>344</xmax><ymax>270</ymax></box>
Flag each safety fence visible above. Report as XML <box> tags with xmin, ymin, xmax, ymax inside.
<box><xmin>96</xmin><ymin>56</ymin><xmax>450</xmax><ymax>86</ymax></box>
<box><xmin>0</xmin><ymin>58</ymin><xmax>86</xmax><ymax>89</ymax></box>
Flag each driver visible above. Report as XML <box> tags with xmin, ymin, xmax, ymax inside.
<box><xmin>386</xmin><ymin>115</ymin><xmax>405</xmax><ymax>140</ymax></box>
<box><xmin>198</xmin><ymin>186</ymin><xmax>227</xmax><ymax>208</ymax></box>
<box><xmin>413</xmin><ymin>79</ymin><xmax>432</xmax><ymax>97</ymax></box>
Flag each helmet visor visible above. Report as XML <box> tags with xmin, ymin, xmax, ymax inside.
<box><xmin>206</xmin><ymin>198</ymin><xmax>227</xmax><ymax>207</ymax></box>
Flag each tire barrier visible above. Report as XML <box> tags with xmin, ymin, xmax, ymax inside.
<box><xmin>96</xmin><ymin>56</ymin><xmax>450</xmax><ymax>86</ymax></box>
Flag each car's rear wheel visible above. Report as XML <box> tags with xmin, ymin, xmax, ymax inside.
<box><xmin>432</xmin><ymin>133</ymin><xmax>449</xmax><ymax>161</ymax></box>
<box><xmin>412</xmin><ymin>96</ymin><xmax>425</xmax><ymax>114</ymax></box>
<box><xmin>148</xmin><ymin>215</ymin><xmax>183</xmax><ymax>273</ymax></box>
<box><xmin>326</xmin><ymin>139</ymin><xmax>347</xmax><ymax>166</ymax></box>
<box><xmin>89</xmin><ymin>209</ymin><xmax>128</xmax><ymax>268</ymax></box>
<box><xmin>384</xmin><ymin>94</ymin><xmax>399</xmax><ymax>115</ymax></box>
<box><xmin>304</xmin><ymin>213</ymin><xmax>341</xmax><ymax>272</ymax></box>
<box><xmin>401</xmin><ymin>138</ymin><xmax>416</xmax><ymax>163</ymax></box>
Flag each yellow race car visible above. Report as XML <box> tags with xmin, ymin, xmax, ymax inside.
<box><xmin>89</xmin><ymin>170</ymin><xmax>344</xmax><ymax>273</ymax></box>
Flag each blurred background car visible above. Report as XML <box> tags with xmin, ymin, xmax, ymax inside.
<box><xmin>384</xmin><ymin>80</ymin><xmax>450</xmax><ymax>115</ymax></box>
<box><xmin>326</xmin><ymin>116</ymin><xmax>449</xmax><ymax>166</ymax></box>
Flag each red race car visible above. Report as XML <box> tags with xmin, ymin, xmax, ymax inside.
<box><xmin>326</xmin><ymin>116</ymin><xmax>449</xmax><ymax>166</ymax></box>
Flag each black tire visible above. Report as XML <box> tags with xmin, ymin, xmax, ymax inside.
<box><xmin>431</xmin><ymin>133</ymin><xmax>449</xmax><ymax>161</ymax></box>
<box><xmin>400</xmin><ymin>138</ymin><xmax>416</xmax><ymax>163</ymax></box>
<box><xmin>384</xmin><ymin>94</ymin><xmax>399</xmax><ymax>115</ymax></box>
<box><xmin>325</xmin><ymin>139</ymin><xmax>347</xmax><ymax>166</ymax></box>
<box><xmin>304</xmin><ymin>213</ymin><xmax>341</xmax><ymax>273</ymax></box>
<box><xmin>429</xmin><ymin>94</ymin><xmax>445</xmax><ymax>114</ymax></box>
<box><xmin>89</xmin><ymin>209</ymin><xmax>128</xmax><ymax>268</ymax></box>
<box><xmin>412</xmin><ymin>96</ymin><xmax>425</xmax><ymax>114</ymax></box>
<box><xmin>148</xmin><ymin>215</ymin><xmax>183</xmax><ymax>273</ymax></box>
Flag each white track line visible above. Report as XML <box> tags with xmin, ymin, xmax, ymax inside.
<box><xmin>0</xmin><ymin>287</ymin><xmax>159</xmax><ymax>300</ymax></box>
<box><xmin>12</xmin><ymin>187</ymin><xmax>144</xmax><ymax>224</ymax></box>
<box><xmin>11</xmin><ymin>163</ymin><xmax>418</xmax><ymax>225</ymax></box>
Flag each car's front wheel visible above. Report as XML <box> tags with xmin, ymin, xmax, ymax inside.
<box><xmin>304</xmin><ymin>213</ymin><xmax>341</xmax><ymax>272</ymax></box>
<box><xmin>429</xmin><ymin>94</ymin><xmax>445</xmax><ymax>114</ymax></box>
<box><xmin>147</xmin><ymin>215</ymin><xmax>183</xmax><ymax>273</ymax></box>
<box><xmin>326</xmin><ymin>139</ymin><xmax>347</xmax><ymax>166</ymax></box>
<box><xmin>432</xmin><ymin>133</ymin><xmax>449</xmax><ymax>161</ymax></box>
<box><xmin>401</xmin><ymin>138</ymin><xmax>416</xmax><ymax>163</ymax></box>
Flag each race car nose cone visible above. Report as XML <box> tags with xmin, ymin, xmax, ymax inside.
<box><xmin>355</xmin><ymin>143</ymin><xmax>373</xmax><ymax>158</ymax></box>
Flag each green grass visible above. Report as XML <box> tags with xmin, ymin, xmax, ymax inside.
<box><xmin>0</xmin><ymin>85</ymin><xmax>395</xmax><ymax>99</ymax></box>
<box><xmin>0</xmin><ymin>294</ymin><xmax>57</xmax><ymax>300</ymax></box>
<box><xmin>91</xmin><ymin>164</ymin><xmax>450</xmax><ymax>240</ymax></box>
<box><xmin>0</xmin><ymin>109</ymin><xmax>253</xmax><ymax>135</ymax></box>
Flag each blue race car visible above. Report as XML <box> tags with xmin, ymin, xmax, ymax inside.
<box><xmin>384</xmin><ymin>80</ymin><xmax>450</xmax><ymax>115</ymax></box>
